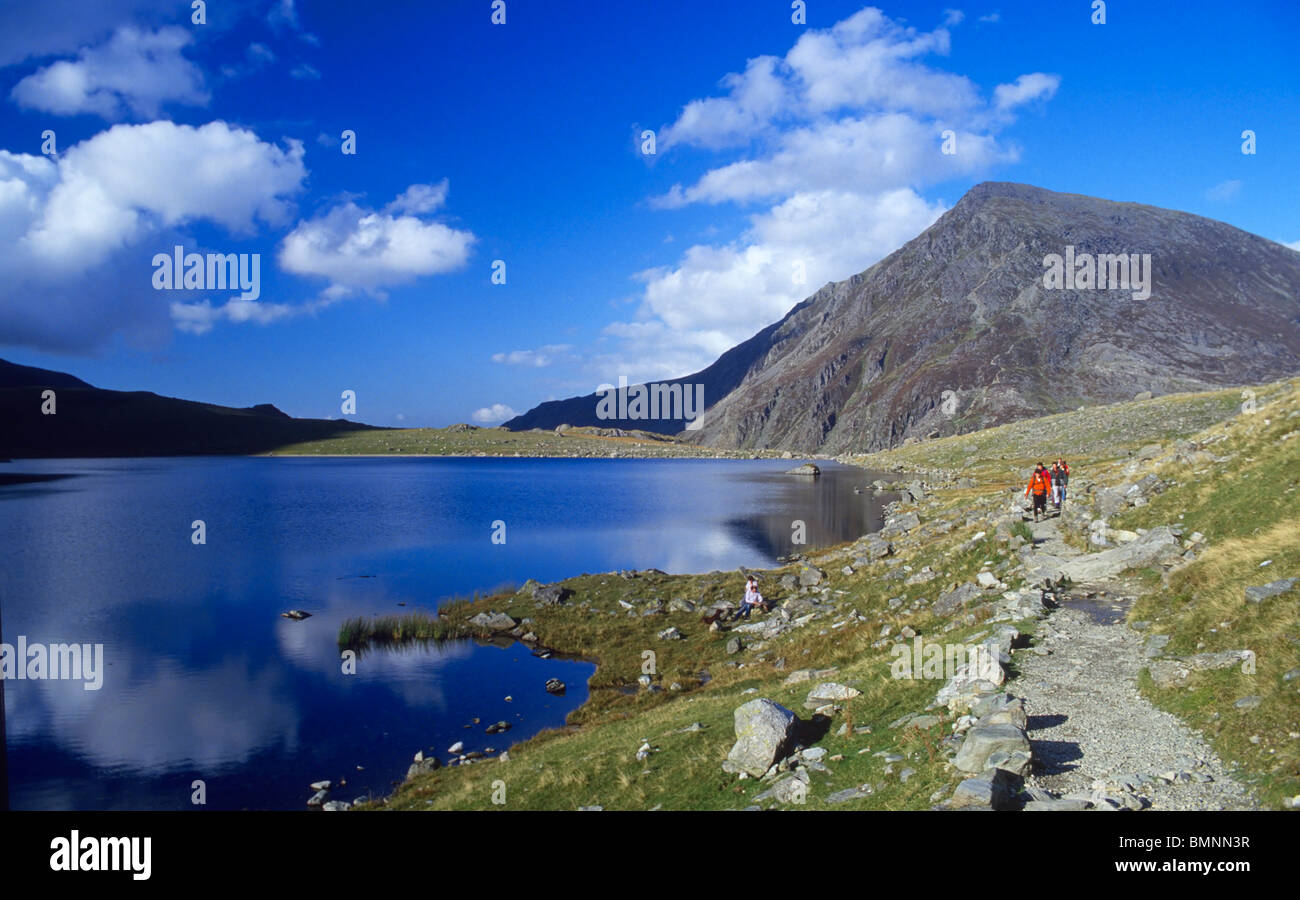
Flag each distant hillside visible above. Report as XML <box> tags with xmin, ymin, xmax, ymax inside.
<box><xmin>508</xmin><ymin>182</ymin><xmax>1300</xmax><ymax>451</ymax></box>
<box><xmin>0</xmin><ymin>358</ymin><xmax>382</xmax><ymax>458</ymax></box>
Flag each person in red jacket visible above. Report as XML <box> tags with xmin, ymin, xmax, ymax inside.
<box><xmin>1025</xmin><ymin>463</ymin><xmax>1051</xmax><ymax>521</ymax></box>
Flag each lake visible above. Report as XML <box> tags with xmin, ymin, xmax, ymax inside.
<box><xmin>0</xmin><ymin>456</ymin><xmax>891</xmax><ymax>810</ymax></box>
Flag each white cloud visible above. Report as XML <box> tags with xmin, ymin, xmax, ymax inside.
<box><xmin>472</xmin><ymin>403</ymin><xmax>517</xmax><ymax>424</ymax></box>
<box><xmin>170</xmin><ymin>294</ymin><xmax>339</xmax><ymax>335</ymax></box>
<box><xmin>491</xmin><ymin>344</ymin><xmax>572</xmax><ymax>367</ymax></box>
<box><xmin>1206</xmin><ymin>179</ymin><xmax>1242</xmax><ymax>203</ymax></box>
<box><xmin>11</xmin><ymin>26</ymin><xmax>208</xmax><ymax>119</ymax></box>
<box><xmin>1281</xmin><ymin>239</ymin><xmax>1300</xmax><ymax>253</ymax></box>
<box><xmin>290</xmin><ymin>63</ymin><xmax>321</xmax><ymax>80</ymax></box>
<box><xmin>0</xmin><ymin>121</ymin><xmax>306</xmax><ymax>351</ymax></box>
<box><xmin>601</xmin><ymin>188</ymin><xmax>945</xmax><ymax>383</ymax></box>
<box><xmin>979</xmin><ymin>13</ymin><xmax>1001</xmax><ymax>23</ymax></box>
<box><xmin>589</xmin><ymin>7</ymin><xmax>1056</xmax><ymax>383</ymax></box>
<box><xmin>992</xmin><ymin>72</ymin><xmax>1060</xmax><ymax>111</ymax></box>
<box><xmin>655</xmin><ymin>114</ymin><xmax>1014</xmax><ymax>208</ymax></box>
<box><xmin>278</xmin><ymin>186</ymin><xmax>476</xmax><ymax>298</ymax></box>
<box><xmin>385</xmin><ymin>181</ymin><xmax>448</xmax><ymax>215</ymax></box>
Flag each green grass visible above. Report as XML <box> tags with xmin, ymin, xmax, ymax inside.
<box><xmin>338</xmin><ymin>612</ymin><xmax>465</xmax><ymax>649</ymax></box>
<box><xmin>354</xmin><ymin>377</ymin><xmax>1300</xmax><ymax>810</ymax></box>
<box><xmin>267</xmin><ymin>423</ymin><xmax>781</xmax><ymax>459</ymax></box>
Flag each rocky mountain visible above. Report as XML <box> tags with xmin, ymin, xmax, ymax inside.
<box><xmin>0</xmin><ymin>358</ymin><xmax>381</xmax><ymax>458</ymax></box>
<box><xmin>510</xmin><ymin>183</ymin><xmax>1300</xmax><ymax>452</ymax></box>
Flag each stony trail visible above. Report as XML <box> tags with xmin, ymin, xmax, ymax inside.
<box><xmin>1011</xmin><ymin>516</ymin><xmax>1257</xmax><ymax>810</ymax></box>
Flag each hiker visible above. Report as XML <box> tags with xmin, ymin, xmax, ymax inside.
<box><xmin>1025</xmin><ymin>463</ymin><xmax>1051</xmax><ymax>522</ymax></box>
<box><xmin>1050</xmin><ymin>462</ymin><xmax>1062</xmax><ymax>509</ymax></box>
<box><xmin>730</xmin><ymin>576</ymin><xmax>768</xmax><ymax>621</ymax></box>
<box><xmin>1055</xmin><ymin>458</ymin><xmax>1069</xmax><ymax>507</ymax></box>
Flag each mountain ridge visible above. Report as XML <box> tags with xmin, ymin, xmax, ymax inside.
<box><xmin>508</xmin><ymin>182</ymin><xmax>1300</xmax><ymax>451</ymax></box>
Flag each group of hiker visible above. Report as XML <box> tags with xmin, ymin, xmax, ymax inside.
<box><xmin>1024</xmin><ymin>458</ymin><xmax>1070</xmax><ymax>521</ymax></box>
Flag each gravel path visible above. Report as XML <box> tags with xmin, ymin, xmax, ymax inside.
<box><xmin>1012</xmin><ymin>519</ymin><xmax>1257</xmax><ymax>810</ymax></box>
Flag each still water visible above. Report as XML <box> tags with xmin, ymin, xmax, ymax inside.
<box><xmin>0</xmin><ymin>456</ymin><xmax>889</xmax><ymax>809</ymax></box>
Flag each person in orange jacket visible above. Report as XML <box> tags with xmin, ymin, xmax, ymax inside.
<box><xmin>1025</xmin><ymin>463</ymin><xmax>1051</xmax><ymax>521</ymax></box>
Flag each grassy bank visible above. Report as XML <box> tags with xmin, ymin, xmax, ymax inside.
<box><xmin>354</xmin><ymin>378</ymin><xmax>1297</xmax><ymax>810</ymax></box>
<box><xmin>269</xmin><ymin>423</ymin><xmax>789</xmax><ymax>458</ymax></box>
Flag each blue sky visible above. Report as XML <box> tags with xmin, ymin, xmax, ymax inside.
<box><xmin>1</xmin><ymin>0</ymin><xmax>1297</xmax><ymax>426</ymax></box>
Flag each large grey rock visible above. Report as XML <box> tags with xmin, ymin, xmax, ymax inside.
<box><xmin>1025</xmin><ymin>798</ymin><xmax>1089</xmax><ymax>811</ymax></box>
<box><xmin>883</xmin><ymin>511</ymin><xmax>921</xmax><ymax>535</ymax></box>
<box><xmin>1245</xmin><ymin>578</ymin><xmax>1296</xmax><ymax>603</ymax></box>
<box><xmin>786</xmin><ymin>463</ymin><xmax>820</xmax><ymax>477</ymax></box>
<box><xmin>1146</xmin><ymin>650</ymin><xmax>1253</xmax><ymax>688</ymax></box>
<box><xmin>1057</xmin><ymin>526</ymin><xmax>1184</xmax><ymax>583</ymax></box>
<box><xmin>798</xmin><ymin>565</ymin><xmax>826</xmax><ymax>587</ymax></box>
<box><xmin>803</xmin><ymin>682</ymin><xmax>861</xmax><ymax>709</ymax></box>
<box><xmin>532</xmin><ymin>584</ymin><xmax>572</xmax><ymax>605</ymax></box>
<box><xmin>933</xmin><ymin>582</ymin><xmax>982</xmax><ymax>617</ymax></box>
<box><xmin>954</xmin><ymin>723</ymin><xmax>1032</xmax><ymax>774</ymax></box>
<box><xmin>1095</xmin><ymin>488</ymin><xmax>1127</xmax><ymax>518</ymax></box>
<box><xmin>946</xmin><ymin>769</ymin><xmax>1018</xmax><ymax>810</ymax></box>
<box><xmin>469</xmin><ymin>611</ymin><xmax>519</xmax><ymax>632</ymax></box>
<box><xmin>722</xmin><ymin>699</ymin><xmax>799</xmax><ymax>777</ymax></box>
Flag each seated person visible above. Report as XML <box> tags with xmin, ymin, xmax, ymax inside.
<box><xmin>730</xmin><ymin>576</ymin><xmax>768</xmax><ymax>621</ymax></box>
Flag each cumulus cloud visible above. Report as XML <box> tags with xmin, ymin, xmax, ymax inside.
<box><xmin>602</xmin><ymin>188</ymin><xmax>945</xmax><ymax>382</ymax></box>
<box><xmin>471</xmin><ymin>403</ymin><xmax>517</xmax><ymax>424</ymax></box>
<box><xmin>1281</xmin><ymin>239</ymin><xmax>1300</xmax><ymax>253</ymax></box>
<box><xmin>0</xmin><ymin>121</ymin><xmax>306</xmax><ymax>351</ymax></box>
<box><xmin>992</xmin><ymin>72</ymin><xmax>1060</xmax><ymax>111</ymax></box>
<box><xmin>593</xmin><ymin>7</ymin><xmax>1056</xmax><ymax>383</ymax></box>
<box><xmin>491</xmin><ymin>344</ymin><xmax>572</xmax><ymax>367</ymax></box>
<box><xmin>278</xmin><ymin>185</ymin><xmax>476</xmax><ymax>298</ymax></box>
<box><xmin>10</xmin><ymin>26</ymin><xmax>208</xmax><ymax>119</ymax></box>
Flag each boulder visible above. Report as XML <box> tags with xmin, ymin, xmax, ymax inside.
<box><xmin>804</xmin><ymin>682</ymin><xmax>861</xmax><ymax>709</ymax></box>
<box><xmin>933</xmin><ymin>582</ymin><xmax>981</xmax><ymax>617</ymax></box>
<box><xmin>533</xmin><ymin>584</ymin><xmax>573</xmax><ymax>606</ymax></box>
<box><xmin>954</xmin><ymin>723</ymin><xmax>1032</xmax><ymax>774</ymax></box>
<box><xmin>1056</xmin><ymin>526</ymin><xmax>1184</xmax><ymax>583</ymax></box>
<box><xmin>722</xmin><ymin>699</ymin><xmax>799</xmax><ymax>777</ymax></box>
<box><xmin>1245</xmin><ymin>578</ymin><xmax>1297</xmax><ymax>604</ymax></box>
<box><xmin>545</xmin><ymin>678</ymin><xmax>566</xmax><ymax>695</ymax></box>
<box><xmin>798</xmin><ymin>565</ymin><xmax>826</xmax><ymax>587</ymax></box>
<box><xmin>786</xmin><ymin>463</ymin><xmax>820</xmax><ymax>477</ymax></box>
<box><xmin>469</xmin><ymin>611</ymin><xmax>519</xmax><ymax>632</ymax></box>
<box><xmin>883</xmin><ymin>511</ymin><xmax>921</xmax><ymax>535</ymax></box>
<box><xmin>658</xmin><ymin>626</ymin><xmax>684</xmax><ymax>641</ymax></box>
<box><xmin>406</xmin><ymin>757</ymin><xmax>441</xmax><ymax>780</ymax></box>
<box><xmin>946</xmin><ymin>769</ymin><xmax>1018</xmax><ymax>810</ymax></box>
<box><xmin>1146</xmin><ymin>650</ymin><xmax>1254</xmax><ymax>688</ymax></box>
